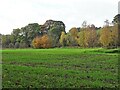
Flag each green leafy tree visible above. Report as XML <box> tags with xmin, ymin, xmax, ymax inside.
<box><xmin>2</xmin><ymin>35</ymin><xmax>11</xmax><ymax>48</ymax></box>
<box><xmin>48</xmin><ymin>21</ymin><xmax>65</xmax><ymax>47</ymax></box>
<box><xmin>113</xmin><ymin>14</ymin><xmax>120</xmax><ymax>25</ymax></box>
<box><xmin>17</xmin><ymin>23</ymin><xmax>41</xmax><ymax>47</ymax></box>
<box><xmin>11</xmin><ymin>28</ymin><xmax>21</xmax><ymax>42</ymax></box>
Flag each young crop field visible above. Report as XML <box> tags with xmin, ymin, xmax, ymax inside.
<box><xmin>2</xmin><ymin>48</ymin><xmax>119</xmax><ymax>88</ymax></box>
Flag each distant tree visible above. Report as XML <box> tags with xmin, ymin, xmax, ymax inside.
<box><xmin>77</xmin><ymin>29</ymin><xmax>86</xmax><ymax>47</ymax></box>
<box><xmin>22</xmin><ymin>23</ymin><xmax>41</xmax><ymax>47</ymax></box>
<box><xmin>77</xmin><ymin>22</ymin><xmax>88</xmax><ymax>47</ymax></box>
<box><xmin>32</xmin><ymin>37</ymin><xmax>40</xmax><ymax>48</ymax></box>
<box><xmin>65</xmin><ymin>34</ymin><xmax>71</xmax><ymax>46</ymax></box>
<box><xmin>2</xmin><ymin>35</ymin><xmax>11</xmax><ymax>48</ymax></box>
<box><xmin>104</xmin><ymin>19</ymin><xmax>110</xmax><ymax>26</ymax></box>
<box><xmin>45</xmin><ymin>20</ymin><xmax>66</xmax><ymax>47</ymax></box>
<box><xmin>14</xmin><ymin>42</ymin><xmax>19</xmax><ymax>48</ymax></box>
<box><xmin>11</xmin><ymin>28</ymin><xmax>21</xmax><ymax>42</ymax></box>
<box><xmin>99</xmin><ymin>26</ymin><xmax>112</xmax><ymax>48</ymax></box>
<box><xmin>96</xmin><ymin>28</ymin><xmax>101</xmax><ymax>47</ymax></box>
<box><xmin>12</xmin><ymin>28</ymin><xmax>21</xmax><ymax>36</ymax></box>
<box><xmin>111</xmin><ymin>24</ymin><xmax>119</xmax><ymax>48</ymax></box>
<box><xmin>5</xmin><ymin>20</ymin><xmax>66</xmax><ymax>48</ymax></box>
<box><xmin>41</xmin><ymin>35</ymin><xmax>52</xmax><ymax>48</ymax></box>
<box><xmin>2</xmin><ymin>35</ymin><xmax>6</xmax><ymax>48</ymax></box>
<box><xmin>82</xmin><ymin>21</ymin><xmax>87</xmax><ymax>28</ymax></box>
<box><xmin>19</xmin><ymin>42</ymin><xmax>28</xmax><ymax>48</ymax></box>
<box><xmin>9</xmin><ymin>34</ymin><xmax>15</xmax><ymax>44</ymax></box>
<box><xmin>9</xmin><ymin>43</ymin><xmax>14</xmax><ymax>48</ymax></box>
<box><xmin>32</xmin><ymin>34</ymin><xmax>52</xmax><ymax>48</ymax></box>
<box><xmin>48</xmin><ymin>26</ymin><xmax>60</xmax><ymax>47</ymax></box>
<box><xmin>66</xmin><ymin>27</ymin><xmax>78</xmax><ymax>46</ymax></box>
<box><xmin>112</xmin><ymin>14</ymin><xmax>120</xmax><ymax>47</ymax></box>
<box><xmin>69</xmin><ymin>27</ymin><xmax>78</xmax><ymax>37</ymax></box>
<box><xmin>77</xmin><ymin>24</ymin><xmax>97</xmax><ymax>48</ymax></box>
<box><xmin>113</xmin><ymin>14</ymin><xmax>120</xmax><ymax>25</ymax></box>
<box><xmin>11</xmin><ymin>23</ymin><xmax>41</xmax><ymax>48</ymax></box>
<box><xmin>59</xmin><ymin>32</ymin><xmax>66</xmax><ymax>47</ymax></box>
<box><xmin>84</xmin><ymin>25</ymin><xmax>97</xmax><ymax>47</ymax></box>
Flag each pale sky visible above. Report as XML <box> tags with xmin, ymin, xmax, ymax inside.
<box><xmin>0</xmin><ymin>0</ymin><xmax>119</xmax><ymax>34</ymax></box>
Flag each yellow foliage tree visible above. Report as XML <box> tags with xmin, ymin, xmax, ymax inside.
<box><xmin>69</xmin><ymin>27</ymin><xmax>78</xmax><ymax>38</ymax></box>
<box><xmin>59</xmin><ymin>32</ymin><xmax>66</xmax><ymax>47</ymax></box>
<box><xmin>77</xmin><ymin>25</ymin><xmax>97</xmax><ymax>47</ymax></box>
<box><xmin>84</xmin><ymin>26</ymin><xmax>97</xmax><ymax>47</ymax></box>
<box><xmin>99</xmin><ymin>26</ymin><xmax>112</xmax><ymax>47</ymax></box>
<box><xmin>111</xmin><ymin>24</ymin><xmax>119</xmax><ymax>47</ymax></box>
<box><xmin>69</xmin><ymin>27</ymin><xmax>78</xmax><ymax>46</ymax></box>
<box><xmin>77</xmin><ymin>30</ymin><xmax>86</xmax><ymax>47</ymax></box>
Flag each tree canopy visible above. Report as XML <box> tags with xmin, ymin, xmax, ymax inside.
<box><xmin>1</xmin><ymin>15</ymin><xmax>120</xmax><ymax>49</ymax></box>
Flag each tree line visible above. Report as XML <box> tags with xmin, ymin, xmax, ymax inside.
<box><xmin>1</xmin><ymin>14</ymin><xmax>120</xmax><ymax>49</ymax></box>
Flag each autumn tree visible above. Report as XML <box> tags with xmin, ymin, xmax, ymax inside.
<box><xmin>84</xmin><ymin>25</ymin><xmax>97</xmax><ymax>47</ymax></box>
<box><xmin>76</xmin><ymin>21</ymin><xmax>88</xmax><ymax>47</ymax></box>
<box><xmin>67</xmin><ymin>27</ymin><xmax>78</xmax><ymax>46</ymax></box>
<box><xmin>77</xmin><ymin>30</ymin><xmax>86</xmax><ymax>47</ymax></box>
<box><xmin>99</xmin><ymin>26</ymin><xmax>112</xmax><ymax>48</ymax></box>
<box><xmin>112</xmin><ymin>14</ymin><xmax>120</xmax><ymax>47</ymax></box>
<box><xmin>77</xmin><ymin>23</ymin><xmax>97</xmax><ymax>47</ymax></box>
<box><xmin>69</xmin><ymin>27</ymin><xmax>78</xmax><ymax>37</ymax></box>
<box><xmin>59</xmin><ymin>32</ymin><xmax>66</xmax><ymax>47</ymax></box>
<box><xmin>111</xmin><ymin>24</ymin><xmax>119</xmax><ymax>48</ymax></box>
<box><xmin>32</xmin><ymin>34</ymin><xmax>52</xmax><ymax>48</ymax></box>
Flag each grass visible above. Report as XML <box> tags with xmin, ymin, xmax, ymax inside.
<box><xmin>2</xmin><ymin>48</ymin><xmax>119</xmax><ymax>88</ymax></box>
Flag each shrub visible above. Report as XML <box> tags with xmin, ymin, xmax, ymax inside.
<box><xmin>32</xmin><ymin>34</ymin><xmax>52</xmax><ymax>49</ymax></box>
<box><xmin>14</xmin><ymin>42</ymin><xmax>19</xmax><ymax>48</ymax></box>
<box><xmin>9</xmin><ymin>43</ymin><xmax>14</xmax><ymax>48</ymax></box>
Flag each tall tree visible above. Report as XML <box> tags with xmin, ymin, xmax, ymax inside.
<box><xmin>19</xmin><ymin>23</ymin><xmax>41</xmax><ymax>47</ymax></box>
<box><xmin>99</xmin><ymin>26</ymin><xmax>112</xmax><ymax>48</ymax></box>
<box><xmin>84</xmin><ymin>25</ymin><xmax>97</xmax><ymax>47</ymax></box>
<box><xmin>2</xmin><ymin>35</ymin><xmax>11</xmax><ymax>48</ymax></box>
<box><xmin>77</xmin><ymin>21</ymin><xmax>88</xmax><ymax>47</ymax></box>
<box><xmin>59</xmin><ymin>32</ymin><xmax>66</xmax><ymax>47</ymax></box>
<box><xmin>77</xmin><ymin>30</ymin><xmax>86</xmax><ymax>47</ymax></box>
<box><xmin>113</xmin><ymin>14</ymin><xmax>120</xmax><ymax>25</ymax></box>
<box><xmin>111</xmin><ymin>24</ymin><xmax>119</xmax><ymax>47</ymax></box>
<box><xmin>67</xmin><ymin>27</ymin><xmax>78</xmax><ymax>46</ymax></box>
<box><xmin>47</xmin><ymin>21</ymin><xmax>66</xmax><ymax>47</ymax></box>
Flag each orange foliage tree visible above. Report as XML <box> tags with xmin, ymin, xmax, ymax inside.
<box><xmin>32</xmin><ymin>34</ymin><xmax>52</xmax><ymax>48</ymax></box>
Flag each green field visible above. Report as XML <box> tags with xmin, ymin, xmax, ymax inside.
<box><xmin>2</xmin><ymin>48</ymin><xmax>119</xmax><ymax>88</ymax></box>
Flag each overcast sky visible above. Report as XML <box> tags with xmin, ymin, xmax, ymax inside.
<box><xmin>0</xmin><ymin>0</ymin><xmax>119</xmax><ymax>34</ymax></box>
